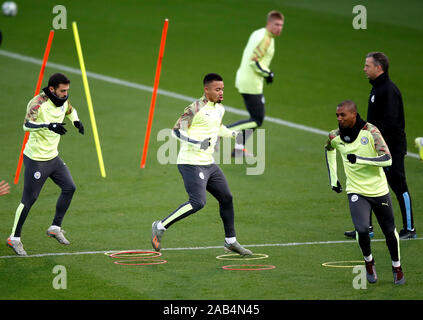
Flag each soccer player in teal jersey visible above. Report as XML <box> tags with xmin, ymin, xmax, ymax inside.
<box><xmin>7</xmin><ymin>73</ymin><xmax>84</xmax><ymax>256</ymax></box>
<box><xmin>226</xmin><ymin>10</ymin><xmax>284</xmax><ymax>157</ymax></box>
<box><xmin>151</xmin><ymin>73</ymin><xmax>252</xmax><ymax>256</ymax></box>
<box><xmin>325</xmin><ymin>100</ymin><xmax>405</xmax><ymax>284</ymax></box>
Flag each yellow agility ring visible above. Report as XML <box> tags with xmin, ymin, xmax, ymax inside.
<box><xmin>322</xmin><ymin>260</ymin><xmax>364</xmax><ymax>268</ymax></box>
<box><xmin>216</xmin><ymin>253</ymin><xmax>269</xmax><ymax>261</ymax></box>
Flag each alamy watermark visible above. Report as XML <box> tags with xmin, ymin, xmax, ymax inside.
<box><xmin>52</xmin><ymin>5</ymin><xmax>67</xmax><ymax>29</ymax></box>
<box><xmin>52</xmin><ymin>265</ymin><xmax>67</xmax><ymax>290</ymax></box>
<box><xmin>352</xmin><ymin>265</ymin><xmax>367</xmax><ymax>289</ymax></box>
<box><xmin>156</xmin><ymin>128</ymin><xmax>266</xmax><ymax>175</ymax></box>
<box><xmin>352</xmin><ymin>5</ymin><xmax>367</xmax><ymax>30</ymax></box>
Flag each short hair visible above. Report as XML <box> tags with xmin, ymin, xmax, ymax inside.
<box><xmin>366</xmin><ymin>52</ymin><xmax>389</xmax><ymax>72</ymax></box>
<box><xmin>48</xmin><ymin>73</ymin><xmax>70</xmax><ymax>89</ymax></box>
<box><xmin>267</xmin><ymin>10</ymin><xmax>284</xmax><ymax>22</ymax></box>
<box><xmin>337</xmin><ymin>100</ymin><xmax>357</xmax><ymax>112</ymax></box>
<box><xmin>203</xmin><ymin>73</ymin><xmax>223</xmax><ymax>86</ymax></box>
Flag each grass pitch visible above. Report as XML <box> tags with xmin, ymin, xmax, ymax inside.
<box><xmin>0</xmin><ymin>0</ymin><xmax>422</xmax><ymax>302</ymax></box>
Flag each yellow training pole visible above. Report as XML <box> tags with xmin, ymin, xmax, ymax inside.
<box><xmin>72</xmin><ymin>21</ymin><xmax>106</xmax><ymax>178</ymax></box>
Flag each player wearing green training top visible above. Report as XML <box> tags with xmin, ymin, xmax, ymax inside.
<box><xmin>325</xmin><ymin>100</ymin><xmax>405</xmax><ymax>285</ymax></box>
<box><xmin>227</xmin><ymin>10</ymin><xmax>284</xmax><ymax>157</ymax></box>
<box><xmin>151</xmin><ymin>73</ymin><xmax>252</xmax><ymax>256</ymax></box>
<box><xmin>7</xmin><ymin>73</ymin><xmax>84</xmax><ymax>256</ymax></box>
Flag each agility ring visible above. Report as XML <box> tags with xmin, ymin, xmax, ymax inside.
<box><xmin>107</xmin><ymin>250</ymin><xmax>167</xmax><ymax>266</ymax></box>
<box><xmin>222</xmin><ymin>264</ymin><xmax>276</xmax><ymax>271</ymax></box>
<box><xmin>109</xmin><ymin>251</ymin><xmax>162</xmax><ymax>259</ymax></box>
<box><xmin>216</xmin><ymin>253</ymin><xmax>269</xmax><ymax>261</ymax></box>
<box><xmin>113</xmin><ymin>259</ymin><xmax>167</xmax><ymax>266</ymax></box>
<box><xmin>322</xmin><ymin>261</ymin><xmax>364</xmax><ymax>268</ymax></box>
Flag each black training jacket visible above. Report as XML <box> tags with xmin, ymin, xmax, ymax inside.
<box><xmin>366</xmin><ymin>72</ymin><xmax>407</xmax><ymax>155</ymax></box>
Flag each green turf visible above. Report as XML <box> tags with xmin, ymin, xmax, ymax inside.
<box><xmin>0</xmin><ymin>0</ymin><xmax>422</xmax><ymax>301</ymax></box>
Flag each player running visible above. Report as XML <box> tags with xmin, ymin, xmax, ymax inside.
<box><xmin>151</xmin><ymin>73</ymin><xmax>252</xmax><ymax>256</ymax></box>
<box><xmin>325</xmin><ymin>100</ymin><xmax>405</xmax><ymax>285</ymax></box>
<box><xmin>226</xmin><ymin>10</ymin><xmax>284</xmax><ymax>157</ymax></box>
<box><xmin>7</xmin><ymin>73</ymin><xmax>84</xmax><ymax>256</ymax></box>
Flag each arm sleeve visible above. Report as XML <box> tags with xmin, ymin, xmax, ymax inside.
<box><xmin>171</xmin><ymin>128</ymin><xmax>202</xmax><ymax>148</ymax></box>
<box><xmin>324</xmin><ymin>136</ymin><xmax>338</xmax><ymax>188</ymax></box>
<box><xmin>66</xmin><ymin>101</ymin><xmax>80</xmax><ymax>123</ymax></box>
<box><xmin>355</xmin><ymin>125</ymin><xmax>392</xmax><ymax>167</ymax></box>
<box><xmin>249</xmin><ymin>34</ymin><xmax>272</xmax><ymax>76</ymax></box>
<box><xmin>250</xmin><ymin>61</ymin><xmax>272</xmax><ymax>77</ymax></box>
<box><xmin>173</xmin><ymin>102</ymin><xmax>196</xmax><ymax>131</ymax></box>
<box><xmin>218</xmin><ymin>124</ymin><xmax>237</xmax><ymax>139</ymax></box>
<box><xmin>23</xmin><ymin>98</ymin><xmax>49</xmax><ymax>132</ymax></box>
<box><xmin>171</xmin><ymin>102</ymin><xmax>203</xmax><ymax>148</ymax></box>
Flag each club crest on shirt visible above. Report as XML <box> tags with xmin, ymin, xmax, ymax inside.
<box><xmin>361</xmin><ymin>137</ymin><xmax>369</xmax><ymax>145</ymax></box>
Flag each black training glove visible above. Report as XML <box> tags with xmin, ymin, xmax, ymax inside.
<box><xmin>347</xmin><ymin>154</ymin><xmax>357</xmax><ymax>164</ymax></box>
<box><xmin>200</xmin><ymin>137</ymin><xmax>211</xmax><ymax>150</ymax></box>
<box><xmin>265</xmin><ymin>71</ymin><xmax>274</xmax><ymax>84</ymax></box>
<box><xmin>74</xmin><ymin>121</ymin><xmax>84</xmax><ymax>135</ymax></box>
<box><xmin>332</xmin><ymin>180</ymin><xmax>343</xmax><ymax>193</ymax></box>
<box><xmin>48</xmin><ymin>122</ymin><xmax>67</xmax><ymax>135</ymax></box>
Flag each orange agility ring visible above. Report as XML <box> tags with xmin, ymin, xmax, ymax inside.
<box><xmin>114</xmin><ymin>259</ymin><xmax>167</xmax><ymax>266</ymax></box>
<box><xmin>222</xmin><ymin>264</ymin><xmax>276</xmax><ymax>271</ymax></box>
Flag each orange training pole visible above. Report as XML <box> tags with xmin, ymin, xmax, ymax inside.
<box><xmin>14</xmin><ymin>30</ymin><xmax>55</xmax><ymax>184</ymax></box>
<box><xmin>140</xmin><ymin>19</ymin><xmax>169</xmax><ymax>168</ymax></box>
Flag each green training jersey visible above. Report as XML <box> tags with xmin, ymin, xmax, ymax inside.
<box><xmin>325</xmin><ymin>122</ymin><xmax>392</xmax><ymax>197</ymax></box>
<box><xmin>235</xmin><ymin>28</ymin><xmax>275</xmax><ymax>94</ymax></box>
<box><xmin>23</xmin><ymin>92</ymin><xmax>79</xmax><ymax>161</ymax></box>
<box><xmin>173</xmin><ymin>96</ymin><xmax>236</xmax><ymax>165</ymax></box>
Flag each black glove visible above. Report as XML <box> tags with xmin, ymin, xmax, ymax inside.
<box><xmin>347</xmin><ymin>154</ymin><xmax>357</xmax><ymax>164</ymax></box>
<box><xmin>332</xmin><ymin>180</ymin><xmax>343</xmax><ymax>193</ymax></box>
<box><xmin>74</xmin><ymin>121</ymin><xmax>84</xmax><ymax>135</ymax></box>
<box><xmin>265</xmin><ymin>71</ymin><xmax>274</xmax><ymax>84</ymax></box>
<box><xmin>48</xmin><ymin>122</ymin><xmax>67</xmax><ymax>135</ymax></box>
<box><xmin>200</xmin><ymin>137</ymin><xmax>211</xmax><ymax>150</ymax></box>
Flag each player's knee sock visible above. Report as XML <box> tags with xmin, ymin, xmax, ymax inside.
<box><xmin>11</xmin><ymin>203</ymin><xmax>31</xmax><ymax>238</ymax></box>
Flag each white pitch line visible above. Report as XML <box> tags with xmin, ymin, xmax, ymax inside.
<box><xmin>0</xmin><ymin>49</ymin><xmax>419</xmax><ymax>159</ymax></box>
<box><xmin>0</xmin><ymin>238</ymin><xmax>421</xmax><ymax>259</ymax></box>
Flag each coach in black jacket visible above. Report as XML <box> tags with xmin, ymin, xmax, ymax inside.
<box><xmin>345</xmin><ymin>52</ymin><xmax>416</xmax><ymax>240</ymax></box>
<box><xmin>364</xmin><ymin>52</ymin><xmax>416</xmax><ymax>239</ymax></box>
